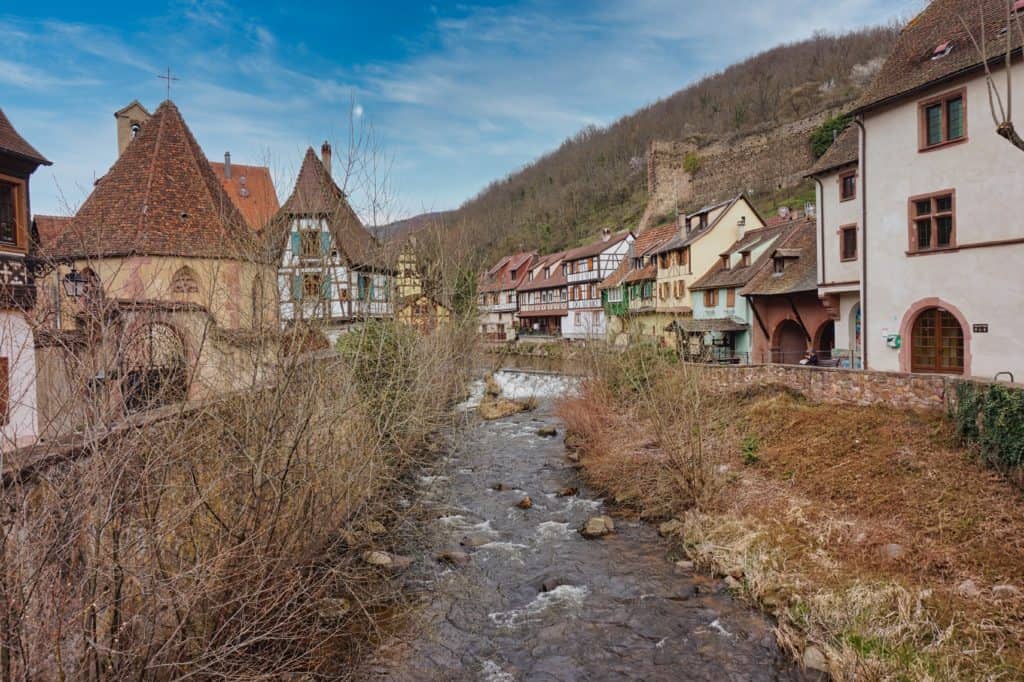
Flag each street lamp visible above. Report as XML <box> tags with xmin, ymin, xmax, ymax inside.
<box><xmin>62</xmin><ymin>266</ymin><xmax>89</xmax><ymax>298</ymax></box>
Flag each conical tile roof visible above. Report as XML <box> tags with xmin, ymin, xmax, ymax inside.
<box><xmin>48</xmin><ymin>100</ymin><xmax>254</xmax><ymax>260</ymax></box>
<box><xmin>275</xmin><ymin>147</ymin><xmax>380</xmax><ymax>268</ymax></box>
<box><xmin>0</xmin><ymin>108</ymin><xmax>50</xmax><ymax>166</ymax></box>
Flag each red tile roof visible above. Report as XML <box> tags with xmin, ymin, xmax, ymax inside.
<box><xmin>689</xmin><ymin>224</ymin><xmax>790</xmax><ymax>292</ymax></box>
<box><xmin>563</xmin><ymin>230</ymin><xmax>633</xmax><ymax>261</ymax></box>
<box><xmin>517</xmin><ymin>252</ymin><xmax>568</xmax><ymax>292</ymax></box>
<box><xmin>32</xmin><ymin>215</ymin><xmax>72</xmax><ymax>254</ymax></box>
<box><xmin>478</xmin><ymin>250</ymin><xmax>536</xmax><ymax>293</ymax></box>
<box><xmin>600</xmin><ymin>222</ymin><xmax>677</xmax><ymax>289</ymax></box>
<box><xmin>274</xmin><ymin>147</ymin><xmax>382</xmax><ymax>269</ymax></box>
<box><xmin>210</xmin><ymin>161</ymin><xmax>279</xmax><ymax>231</ymax></box>
<box><xmin>739</xmin><ymin>219</ymin><xmax>818</xmax><ymax>297</ymax></box>
<box><xmin>47</xmin><ymin>100</ymin><xmax>256</xmax><ymax>261</ymax></box>
<box><xmin>0</xmin><ymin>108</ymin><xmax>50</xmax><ymax>166</ymax></box>
<box><xmin>855</xmin><ymin>0</ymin><xmax>1024</xmax><ymax>113</ymax></box>
<box><xmin>806</xmin><ymin>125</ymin><xmax>859</xmax><ymax>177</ymax></box>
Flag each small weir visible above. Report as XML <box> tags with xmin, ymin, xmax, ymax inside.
<box><xmin>375</xmin><ymin>370</ymin><xmax>802</xmax><ymax>681</ymax></box>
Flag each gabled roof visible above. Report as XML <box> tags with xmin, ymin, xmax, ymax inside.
<box><xmin>32</xmin><ymin>215</ymin><xmax>72</xmax><ymax>255</ymax></box>
<box><xmin>689</xmin><ymin>224</ymin><xmax>789</xmax><ymax>292</ymax></box>
<box><xmin>210</xmin><ymin>161</ymin><xmax>279</xmax><ymax>231</ymax></box>
<box><xmin>517</xmin><ymin>251</ymin><xmax>568</xmax><ymax>292</ymax></box>
<box><xmin>650</xmin><ymin>194</ymin><xmax>759</xmax><ymax>256</ymax></box>
<box><xmin>114</xmin><ymin>100</ymin><xmax>150</xmax><ymax>117</ymax></box>
<box><xmin>600</xmin><ymin>222</ymin><xmax>677</xmax><ymax>289</ymax></box>
<box><xmin>855</xmin><ymin>0</ymin><xmax>1024</xmax><ymax>114</ymax></box>
<box><xmin>806</xmin><ymin>125</ymin><xmax>859</xmax><ymax>177</ymax></box>
<box><xmin>739</xmin><ymin>218</ymin><xmax>818</xmax><ymax>297</ymax></box>
<box><xmin>274</xmin><ymin>147</ymin><xmax>381</xmax><ymax>268</ymax></box>
<box><xmin>47</xmin><ymin>100</ymin><xmax>255</xmax><ymax>261</ymax></box>
<box><xmin>478</xmin><ymin>250</ymin><xmax>536</xmax><ymax>293</ymax></box>
<box><xmin>0</xmin><ymin>108</ymin><xmax>50</xmax><ymax>166</ymax></box>
<box><xmin>563</xmin><ymin>230</ymin><xmax>632</xmax><ymax>261</ymax></box>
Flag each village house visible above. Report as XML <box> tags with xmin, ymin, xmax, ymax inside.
<box><xmin>274</xmin><ymin>144</ymin><xmax>393</xmax><ymax>343</ymax></box>
<box><xmin>852</xmin><ymin>0</ymin><xmax>1024</xmax><ymax>380</ymax></box>
<box><xmin>516</xmin><ymin>251</ymin><xmax>568</xmax><ymax>338</ymax></box>
<box><xmin>477</xmin><ymin>251</ymin><xmax>535</xmax><ymax>341</ymax></box>
<box><xmin>599</xmin><ymin>223</ymin><xmax>677</xmax><ymax>346</ymax></box>
<box><xmin>562</xmin><ymin>229</ymin><xmax>634</xmax><ymax>340</ymax></box>
<box><xmin>739</xmin><ymin>217</ymin><xmax>834</xmax><ymax>364</ymax></box>
<box><xmin>807</xmin><ymin>126</ymin><xmax>862</xmax><ymax>368</ymax></box>
<box><xmin>649</xmin><ymin>194</ymin><xmax>766</xmax><ymax>346</ymax></box>
<box><xmin>0</xmin><ymin>108</ymin><xmax>49</xmax><ymax>448</ymax></box>
<box><xmin>685</xmin><ymin>222</ymin><xmax>789</xmax><ymax>362</ymax></box>
<box><xmin>33</xmin><ymin>100</ymin><xmax>278</xmax><ymax>432</ymax></box>
<box><xmin>393</xmin><ymin>238</ymin><xmax>451</xmax><ymax>333</ymax></box>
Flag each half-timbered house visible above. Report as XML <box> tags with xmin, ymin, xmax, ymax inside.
<box><xmin>562</xmin><ymin>229</ymin><xmax>633</xmax><ymax>340</ymax></box>
<box><xmin>477</xmin><ymin>251</ymin><xmax>536</xmax><ymax>341</ymax></box>
<box><xmin>516</xmin><ymin>251</ymin><xmax>568</xmax><ymax>338</ymax></box>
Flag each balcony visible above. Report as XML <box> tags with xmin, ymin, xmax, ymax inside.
<box><xmin>479</xmin><ymin>302</ymin><xmax>518</xmax><ymax>313</ymax></box>
<box><xmin>566</xmin><ymin>271</ymin><xmax>601</xmax><ymax>284</ymax></box>
<box><xmin>568</xmin><ymin>298</ymin><xmax>601</xmax><ymax>310</ymax></box>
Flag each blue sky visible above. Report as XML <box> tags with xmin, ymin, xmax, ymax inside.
<box><xmin>3</xmin><ymin>0</ymin><xmax>924</xmax><ymax>223</ymax></box>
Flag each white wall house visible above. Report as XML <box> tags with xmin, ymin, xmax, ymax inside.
<box><xmin>809</xmin><ymin>126</ymin><xmax>862</xmax><ymax>368</ymax></box>
<box><xmin>562</xmin><ymin>229</ymin><xmax>634</xmax><ymax>340</ymax></box>
<box><xmin>855</xmin><ymin>0</ymin><xmax>1024</xmax><ymax>380</ymax></box>
<box><xmin>276</xmin><ymin>145</ymin><xmax>392</xmax><ymax>343</ymax></box>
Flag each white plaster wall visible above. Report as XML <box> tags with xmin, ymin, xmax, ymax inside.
<box><xmin>816</xmin><ymin>166</ymin><xmax>861</xmax><ymax>287</ymax></box>
<box><xmin>863</xmin><ymin>63</ymin><xmax>1024</xmax><ymax>379</ymax></box>
<box><xmin>561</xmin><ymin>308</ymin><xmax>606</xmax><ymax>339</ymax></box>
<box><xmin>0</xmin><ymin>312</ymin><xmax>37</xmax><ymax>449</ymax></box>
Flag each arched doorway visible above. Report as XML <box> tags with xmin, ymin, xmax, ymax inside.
<box><xmin>815</xmin><ymin>321</ymin><xmax>835</xmax><ymax>360</ymax></box>
<box><xmin>910</xmin><ymin>307</ymin><xmax>964</xmax><ymax>374</ymax></box>
<box><xmin>772</xmin><ymin>319</ymin><xmax>806</xmax><ymax>364</ymax></box>
<box><xmin>121</xmin><ymin>321</ymin><xmax>188</xmax><ymax>412</ymax></box>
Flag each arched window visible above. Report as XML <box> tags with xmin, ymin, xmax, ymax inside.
<box><xmin>170</xmin><ymin>266</ymin><xmax>199</xmax><ymax>296</ymax></box>
<box><xmin>911</xmin><ymin>307</ymin><xmax>964</xmax><ymax>374</ymax></box>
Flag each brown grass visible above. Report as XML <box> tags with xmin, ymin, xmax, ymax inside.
<box><xmin>559</xmin><ymin>364</ymin><xmax>1024</xmax><ymax>680</ymax></box>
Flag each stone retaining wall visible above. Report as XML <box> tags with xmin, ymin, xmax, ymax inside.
<box><xmin>698</xmin><ymin>363</ymin><xmax>1024</xmax><ymax>412</ymax></box>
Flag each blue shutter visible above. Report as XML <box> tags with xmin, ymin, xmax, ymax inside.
<box><xmin>321</xmin><ymin>272</ymin><xmax>332</xmax><ymax>300</ymax></box>
<box><xmin>292</xmin><ymin>274</ymin><xmax>303</xmax><ymax>301</ymax></box>
<box><xmin>320</xmin><ymin>231</ymin><xmax>332</xmax><ymax>257</ymax></box>
<box><xmin>290</xmin><ymin>231</ymin><xmax>300</xmax><ymax>259</ymax></box>
<box><xmin>357</xmin><ymin>275</ymin><xmax>366</xmax><ymax>300</ymax></box>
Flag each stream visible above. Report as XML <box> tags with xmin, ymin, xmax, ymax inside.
<box><xmin>373</xmin><ymin>370</ymin><xmax>803</xmax><ymax>681</ymax></box>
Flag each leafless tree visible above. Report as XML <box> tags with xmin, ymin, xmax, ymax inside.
<box><xmin>961</xmin><ymin>0</ymin><xmax>1024</xmax><ymax>151</ymax></box>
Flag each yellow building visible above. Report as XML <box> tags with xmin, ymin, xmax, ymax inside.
<box><xmin>34</xmin><ymin>100</ymin><xmax>277</xmax><ymax>427</ymax></box>
<box><xmin>394</xmin><ymin>240</ymin><xmax>451</xmax><ymax>332</ymax></box>
<box><xmin>648</xmin><ymin>194</ymin><xmax>764</xmax><ymax>345</ymax></box>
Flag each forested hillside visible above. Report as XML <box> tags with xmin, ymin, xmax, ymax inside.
<box><xmin>407</xmin><ymin>24</ymin><xmax>901</xmax><ymax>270</ymax></box>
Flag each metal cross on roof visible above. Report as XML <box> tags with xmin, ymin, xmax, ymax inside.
<box><xmin>158</xmin><ymin>67</ymin><xmax>179</xmax><ymax>99</ymax></box>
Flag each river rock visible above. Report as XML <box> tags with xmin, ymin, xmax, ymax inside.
<box><xmin>803</xmin><ymin>645</ymin><xmax>828</xmax><ymax>672</ymax></box>
<box><xmin>537</xmin><ymin>426</ymin><xmax>558</xmax><ymax>437</ymax></box>
<box><xmin>516</xmin><ymin>496</ymin><xmax>533</xmax><ymax>510</ymax></box>
<box><xmin>658</xmin><ymin>519</ymin><xmax>684</xmax><ymax>537</ymax></box>
<box><xmin>436</xmin><ymin>550</ymin><xmax>470</xmax><ymax>567</ymax></box>
<box><xmin>460</xmin><ymin>533</ymin><xmax>493</xmax><ymax>548</ymax></box>
<box><xmin>566</xmin><ymin>450</ymin><xmax>580</xmax><ymax>463</ymax></box>
<box><xmin>992</xmin><ymin>584</ymin><xmax>1021</xmax><ymax>599</ymax></box>
<box><xmin>880</xmin><ymin>543</ymin><xmax>906</xmax><ymax>561</ymax></box>
<box><xmin>580</xmin><ymin>515</ymin><xmax>615</xmax><ymax>539</ymax></box>
<box><xmin>557</xmin><ymin>486</ymin><xmax>578</xmax><ymax>497</ymax></box>
<box><xmin>315</xmin><ymin>597</ymin><xmax>352</xmax><ymax>619</ymax></box>
<box><xmin>364</xmin><ymin>520</ymin><xmax>387</xmax><ymax>535</ymax></box>
<box><xmin>956</xmin><ymin>579</ymin><xmax>982</xmax><ymax>599</ymax></box>
<box><xmin>363</xmin><ymin>551</ymin><xmax>393</xmax><ymax>567</ymax></box>
<box><xmin>479</xmin><ymin>397</ymin><xmax>533</xmax><ymax>420</ymax></box>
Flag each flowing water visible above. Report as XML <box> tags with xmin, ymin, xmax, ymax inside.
<box><xmin>374</xmin><ymin>371</ymin><xmax>803</xmax><ymax>681</ymax></box>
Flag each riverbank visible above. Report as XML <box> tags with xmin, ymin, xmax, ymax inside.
<box><xmin>558</xmin><ymin>355</ymin><xmax>1024</xmax><ymax>679</ymax></box>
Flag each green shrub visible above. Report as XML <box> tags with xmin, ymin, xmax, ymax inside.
<box><xmin>810</xmin><ymin>114</ymin><xmax>852</xmax><ymax>158</ymax></box>
<box><xmin>741</xmin><ymin>435</ymin><xmax>760</xmax><ymax>465</ymax></box>
<box><xmin>683</xmin><ymin>151</ymin><xmax>703</xmax><ymax>176</ymax></box>
<box><xmin>951</xmin><ymin>382</ymin><xmax>1024</xmax><ymax>473</ymax></box>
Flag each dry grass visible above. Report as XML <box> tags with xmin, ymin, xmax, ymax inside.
<box><xmin>559</xmin><ymin>359</ymin><xmax>1024</xmax><ymax>680</ymax></box>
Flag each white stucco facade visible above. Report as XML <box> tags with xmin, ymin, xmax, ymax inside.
<box><xmin>0</xmin><ymin>312</ymin><xmax>37</xmax><ymax>450</ymax></box>
<box><xmin>861</xmin><ymin>61</ymin><xmax>1024</xmax><ymax>380</ymax></box>
<box><xmin>562</xmin><ymin>235</ymin><xmax>633</xmax><ymax>340</ymax></box>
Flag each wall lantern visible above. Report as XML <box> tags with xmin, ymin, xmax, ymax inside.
<box><xmin>62</xmin><ymin>266</ymin><xmax>89</xmax><ymax>298</ymax></box>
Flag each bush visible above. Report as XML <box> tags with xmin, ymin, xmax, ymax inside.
<box><xmin>683</xmin><ymin>151</ymin><xmax>703</xmax><ymax>176</ymax></box>
<box><xmin>810</xmin><ymin>113</ymin><xmax>852</xmax><ymax>158</ymax></box>
<box><xmin>952</xmin><ymin>381</ymin><xmax>1024</xmax><ymax>472</ymax></box>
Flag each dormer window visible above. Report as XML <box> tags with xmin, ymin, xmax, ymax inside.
<box><xmin>510</xmin><ymin>269</ymin><xmax>517</xmax><ymax>280</ymax></box>
<box><xmin>931</xmin><ymin>41</ymin><xmax>953</xmax><ymax>60</ymax></box>
<box><xmin>720</xmin><ymin>255</ymin><xmax>731</xmax><ymax>270</ymax></box>
<box><xmin>773</xmin><ymin>257</ymin><xmax>786</xmax><ymax>275</ymax></box>
<box><xmin>741</xmin><ymin>251</ymin><xmax>751</xmax><ymax>267</ymax></box>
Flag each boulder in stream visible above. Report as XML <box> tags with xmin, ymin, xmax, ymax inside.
<box><xmin>537</xmin><ymin>426</ymin><xmax>558</xmax><ymax>437</ymax></box>
<box><xmin>658</xmin><ymin>519</ymin><xmax>684</xmax><ymax>537</ymax></box>
<box><xmin>557</xmin><ymin>487</ymin><xmax>578</xmax><ymax>497</ymax></box>
<box><xmin>363</xmin><ymin>550</ymin><xmax>394</xmax><ymax>567</ymax></box>
<box><xmin>516</xmin><ymin>496</ymin><xmax>533</xmax><ymax>510</ymax></box>
<box><xmin>460</xmin><ymin>533</ymin><xmax>493</xmax><ymax>548</ymax></box>
<box><xmin>479</xmin><ymin>396</ymin><xmax>536</xmax><ymax>420</ymax></box>
<box><xmin>580</xmin><ymin>515</ymin><xmax>615</xmax><ymax>539</ymax></box>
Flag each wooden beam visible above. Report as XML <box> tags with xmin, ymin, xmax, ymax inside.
<box><xmin>787</xmin><ymin>294</ymin><xmax>812</xmax><ymax>342</ymax></box>
<box><xmin>748</xmin><ymin>296</ymin><xmax>769</xmax><ymax>339</ymax></box>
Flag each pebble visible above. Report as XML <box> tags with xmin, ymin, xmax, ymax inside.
<box><xmin>363</xmin><ymin>550</ymin><xmax>393</xmax><ymax>567</ymax></box>
<box><xmin>580</xmin><ymin>515</ymin><xmax>615</xmax><ymax>538</ymax></box>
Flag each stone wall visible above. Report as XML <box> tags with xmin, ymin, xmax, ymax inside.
<box><xmin>697</xmin><ymin>363</ymin><xmax>1024</xmax><ymax>413</ymax></box>
<box><xmin>640</xmin><ymin>109</ymin><xmax>840</xmax><ymax>230</ymax></box>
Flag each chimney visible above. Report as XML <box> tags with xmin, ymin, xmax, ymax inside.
<box><xmin>224</xmin><ymin>151</ymin><xmax>232</xmax><ymax>179</ymax></box>
<box><xmin>321</xmin><ymin>140</ymin><xmax>332</xmax><ymax>177</ymax></box>
<box><xmin>602</xmin><ymin>228</ymin><xmax>612</xmax><ymax>242</ymax></box>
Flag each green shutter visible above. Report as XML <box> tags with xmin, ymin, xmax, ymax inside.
<box><xmin>320</xmin><ymin>231</ymin><xmax>332</xmax><ymax>256</ymax></box>
<box><xmin>321</xmin><ymin>273</ymin><xmax>332</xmax><ymax>300</ymax></box>
<box><xmin>290</xmin><ymin>231</ymin><xmax>300</xmax><ymax>258</ymax></box>
<box><xmin>292</xmin><ymin>274</ymin><xmax>303</xmax><ymax>301</ymax></box>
